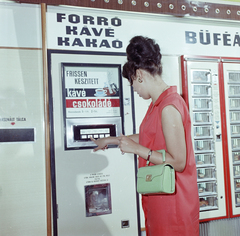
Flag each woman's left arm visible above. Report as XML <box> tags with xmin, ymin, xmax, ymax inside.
<box><xmin>161</xmin><ymin>105</ymin><xmax>186</xmax><ymax>172</ymax></box>
<box><xmin>132</xmin><ymin>105</ymin><xmax>187</xmax><ymax>172</ymax></box>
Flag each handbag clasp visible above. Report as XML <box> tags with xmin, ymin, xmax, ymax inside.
<box><xmin>146</xmin><ymin>174</ymin><xmax>152</xmax><ymax>182</ymax></box>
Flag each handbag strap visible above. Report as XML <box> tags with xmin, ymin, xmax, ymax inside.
<box><xmin>146</xmin><ymin>149</ymin><xmax>166</xmax><ymax>166</ymax></box>
<box><xmin>157</xmin><ymin>150</ymin><xmax>166</xmax><ymax>163</ymax></box>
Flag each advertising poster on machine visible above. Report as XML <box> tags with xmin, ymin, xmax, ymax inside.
<box><xmin>63</xmin><ymin>64</ymin><xmax>121</xmax><ymax>118</ymax></box>
<box><xmin>62</xmin><ymin>63</ymin><xmax>123</xmax><ymax>150</ymax></box>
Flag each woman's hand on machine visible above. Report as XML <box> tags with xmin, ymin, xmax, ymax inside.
<box><xmin>90</xmin><ymin>134</ymin><xmax>137</xmax><ymax>155</ymax></box>
<box><xmin>90</xmin><ymin>136</ymin><xmax>108</xmax><ymax>152</ymax></box>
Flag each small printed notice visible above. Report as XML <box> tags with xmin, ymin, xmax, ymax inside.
<box><xmin>84</xmin><ymin>173</ymin><xmax>110</xmax><ymax>184</ymax></box>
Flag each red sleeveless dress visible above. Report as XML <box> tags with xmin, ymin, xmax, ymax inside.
<box><xmin>139</xmin><ymin>86</ymin><xmax>199</xmax><ymax>236</ymax></box>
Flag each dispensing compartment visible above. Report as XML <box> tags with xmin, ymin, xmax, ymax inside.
<box><xmin>194</xmin><ymin>126</ymin><xmax>213</xmax><ymax>139</ymax></box>
<box><xmin>229</xmin><ymin>85</ymin><xmax>240</xmax><ymax>97</ymax></box>
<box><xmin>230</xmin><ymin>111</ymin><xmax>240</xmax><ymax>123</ymax></box>
<box><xmin>195</xmin><ymin>139</ymin><xmax>214</xmax><ymax>153</ymax></box>
<box><xmin>231</xmin><ymin>125</ymin><xmax>240</xmax><ymax>137</ymax></box>
<box><xmin>233</xmin><ymin>165</ymin><xmax>240</xmax><ymax>178</ymax></box>
<box><xmin>197</xmin><ymin>167</ymin><xmax>216</xmax><ymax>181</ymax></box>
<box><xmin>193</xmin><ymin>98</ymin><xmax>212</xmax><ymax>110</ymax></box>
<box><xmin>198</xmin><ymin>181</ymin><xmax>217</xmax><ymax>196</ymax></box>
<box><xmin>233</xmin><ymin>151</ymin><xmax>240</xmax><ymax>163</ymax></box>
<box><xmin>191</xmin><ymin>69</ymin><xmax>211</xmax><ymax>83</ymax></box>
<box><xmin>192</xmin><ymin>112</ymin><xmax>213</xmax><ymax>125</ymax></box>
<box><xmin>196</xmin><ymin>153</ymin><xmax>215</xmax><ymax>167</ymax></box>
<box><xmin>229</xmin><ymin>98</ymin><xmax>240</xmax><ymax>110</ymax></box>
<box><xmin>232</xmin><ymin>138</ymin><xmax>240</xmax><ymax>150</ymax></box>
<box><xmin>234</xmin><ymin>179</ymin><xmax>240</xmax><ymax>191</ymax></box>
<box><xmin>199</xmin><ymin>196</ymin><xmax>218</xmax><ymax>211</ymax></box>
<box><xmin>192</xmin><ymin>84</ymin><xmax>211</xmax><ymax>97</ymax></box>
<box><xmin>228</xmin><ymin>71</ymin><xmax>240</xmax><ymax>84</ymax></box>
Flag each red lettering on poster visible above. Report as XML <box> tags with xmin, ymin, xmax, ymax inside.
<box><xmin>66</xmin><ymin>98</ymin><xmax>120</xmax><ymax>108</ymax></box>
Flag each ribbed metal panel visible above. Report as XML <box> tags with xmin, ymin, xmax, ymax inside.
<box><xmin>199</xmin><ymin>221</ymin><xmax>209</xmax><ymax>236</ymax></box>
<box><xmin>142</xmin><ymin>217</ymin><xmax>240</xmax><ymax>236</ymax></box>
<box><xmin>200</xmin><ymin>217</ymin><xmax>240</xmax><ymax>236</ymax></box>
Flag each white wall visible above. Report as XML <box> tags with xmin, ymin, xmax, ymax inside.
<box><xmin>0</xmin><ymin>2</ymin><xmax>47</xmax><ymax>236</ymax></box>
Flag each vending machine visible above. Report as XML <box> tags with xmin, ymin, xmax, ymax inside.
<box><xmin>48</xmin><ymin>51</ymin><xmax>140</xmax><ymax>236</ymax></box>
<box><xmin>223</xmin><ymin>59</ymin><xmax>240</xmax><ymax>217</ymax></box>
<box><xmin>181</xmin><ymin>56</ymin><xmax>240</xmax><ymax>221</ymax></box>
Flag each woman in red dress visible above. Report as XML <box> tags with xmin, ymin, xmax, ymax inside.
<box><xmin>91</xmin><ymin>36</ymin><xmax>199</xmax><ymax>235</ymax></box>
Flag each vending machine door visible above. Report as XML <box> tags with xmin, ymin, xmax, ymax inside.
<box><xmin>49</xmin><ymin>51</ymin><xmax>140</xmax><ymax>236</ymax></box>
<box><xmin>183</xmin><ymin>58</ymin><xmax>227</xmax><ymax>220</ymax></box>
<box><xmin>223</xmin><ymin>60</ymin><xmax>240</xmax><ymax>217</ymax></box>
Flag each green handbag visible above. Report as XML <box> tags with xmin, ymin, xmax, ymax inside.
<box><xmin>137</xmin><ymin>150</ymin><xmax>175</xmax><ymax>195</ymax></box>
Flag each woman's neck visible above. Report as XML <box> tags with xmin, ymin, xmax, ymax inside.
<box><xmin>151</xmin><ymin>80</ymin><xmax>169</xmax><ymax>104</ymax></box>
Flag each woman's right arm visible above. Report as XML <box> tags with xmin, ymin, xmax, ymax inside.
<box><xmin>90</xmin><ymin>134</ymin><xmax>139</xmax><ymax>152</ymax></box>
<box><xmin>126</xmin><ymin>134</ymin><xmax>139</xmax><ymax>143</ymax></box>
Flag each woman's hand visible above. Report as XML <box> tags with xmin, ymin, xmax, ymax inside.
<box><xmin>117</xmin><ymin>134</ymin><xmax>138</xmax><ymax>155</ymax></box>
<box><xmin>90</xmin><ymin>136</ymin><xmax>109</xmax><ymax>152</ymax></box>
<box><xmin>90</xmin><ymin>134</ymin><xmax>139</xmax><ymax>155</ymax></box>
<box><xmin>90</xmin><ymin>136</ymin><xmax>119</xmax><ymax>152</ymax></box>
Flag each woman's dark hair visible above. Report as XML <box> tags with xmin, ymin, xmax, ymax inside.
<box><xmin>122</xmin><ymin>36</ymin><xmax>162</xmax><ymax>85</ymax></box>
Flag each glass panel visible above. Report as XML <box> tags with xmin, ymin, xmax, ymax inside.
<box><xmin>233</xmin><ymin>151</ymin><xmax>240</xmax><ymax>163</ymax></box>
<box><xmin>195</xmin><ymin>140</ymin><xmax>214</xmax><ymax>152</ymax></box>
<box><xmin>197</xmin><ymin>168</ymin><xmax>215</xmax><ymax>180</ymax></box>
<box><xmin>191</xmin><ymin>70</ymin><xmax>211</xmax><ymax>83</ymax></box>
<box><xmin>193</xmin><ymin>112</ymin><xmax>212</xmax><ymax>124</ymax></box>
<box><xmin>229</xmin><ymin>85</ymin><xmax>240</xmax><ymax>96</ymax></box>
<box><xmin>230</xmin><ymin>111</ymin><xmax>240</xmax><ymax>123</ymax></box>
<box><xmin>229</xmin><ymin>98</ymin><xmax>240</xmax><ymax>110</ymax></box>
<box><xmin>235</xmin><ymin>193</ymin><xmax>240</xmax><ymax>206</ymax></box>
<box><xmin>199</xmin><ymin>196</ymin><xmax>218</xmax><ymax>210</ymax></box>
<box><xmin>228</xmin><ymin>72</ymin><xmax>240</xmax><ymax>83</ymax></box>
<box><xmin>232</xmin><ymin>138</ymin><xmax>240</xmax><ymax>150</ymax></box>
<box><xmin>233</xmin><ymin>165</ymin><xmax>240</xmax><ymax>177</ymax></box>
<box><xmin>231</xmin><ymin>125</ymin><xmax>240</xmax><ymax>136</ymax></box>
<box><xmin>196</xmin><ymin>153</ymin><xmax>215</xmax><ymax>166</ymax></box>
<box><xmin>234</xmin><ymin>179</ymin><xmax>240</xmax><ymax>191</ymax></box>
<box><xmin>192</xmin><ymin>84</ymin><xmax>211</xmax><ymax>96</ymax></box>
<box><xmin>198</xmin><ymin>182</ymin><xmax>217</xmax><ymax>194</ymax></box>
<box><xmin>193</xmin><ymin>98</ymin><xmax>212</xmax><ymax>110</ymax></box>
<box><xmin>194</xmin><ymin>126</ymin><xmax>213</xmax><ymax>138</ymax></box>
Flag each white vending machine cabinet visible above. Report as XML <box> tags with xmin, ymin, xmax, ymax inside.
<box><xmin>183</xmin><ymin>57</ymin><xmax>227</xmax><ymax>220</ymax></box>
<box><xmin>48</xmin><ymin>51</ymin><xmax>140</xmax><ymax>236</ymax></box>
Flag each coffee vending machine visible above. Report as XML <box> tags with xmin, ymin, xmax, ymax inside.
<box><xmin>49</xmin><ymin>51</ymin><xmax>140</xmax><ymax>236</ymax></box>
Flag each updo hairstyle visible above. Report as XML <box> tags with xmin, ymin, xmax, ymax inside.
<box><xmin>122</xmin><ymin>36</ymin><xmax>162</xmax><ymax>85</ymax></box>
